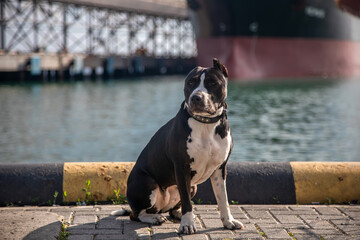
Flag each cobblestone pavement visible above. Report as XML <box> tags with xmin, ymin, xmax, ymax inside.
<box><xmin>1</xmin><ymin>205</ymin><xmax>359</xmax><ymax>240</ymax></box>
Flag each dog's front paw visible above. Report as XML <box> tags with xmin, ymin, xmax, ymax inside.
<box><xmin>222</xmin><ymin>217</ymin><xmax>244</xmax><ymax>230</ymax></box>
<box><xmin>178</xmin><ymin>212</ymin><xmax>196</xmax><ymax>234</ymax></box>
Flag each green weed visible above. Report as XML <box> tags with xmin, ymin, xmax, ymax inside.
<box><xmin>59</xmin><ymin>221</ymin><xmax>70</xmax><ymax>240</ymax></box>
<box><xmin>272</xmin><ymin>196</ymin><xmax>280</xmax><ymax>204</ymax></box>
<box><xmin>53</xmin><ymin>191</ymin><xmax>59</xmax><ymax>205</ymax></box>
<box><xmin>82</xmin><ymin>180</ymin><xmax>92</xmax><ymax>205</ymax></box>
<box><xmin>193</xmin><ymin>198</ymin><xmax>202</xmax><ymax>204</ymax></box>
<box><xmin>327</xmin><ymin>198</ymin><xmax>335</xmax><ymax>205</ymax></box>
<box><xmin>63</xmin><ymin>191</ymin><xmax>68</xmax><ymax>205</ymax></box>
<box><xmin>31</xmin><ymin>197</ymin><xmax>40</xmax><ymax>205</ymax></box>
<box><xmin>108</xmin><ymin>188</ymin><xmax>127</xmax><ymax>205</ymax></box>
<box><xmin>288</xmin><ymin>231</ymin><xmax>296</xmax><ymax>239</ymax></box>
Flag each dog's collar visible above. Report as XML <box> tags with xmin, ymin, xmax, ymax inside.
<box><xmin>184</xmin><ymin>102</ymin><xmax>227</xmax><ymax>124</ymax></box>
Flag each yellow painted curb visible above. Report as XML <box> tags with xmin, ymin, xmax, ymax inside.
<box><xmin>290</xmin><ymin>162</ymin><xmax>360</xmax><ymax>204</ymax></box>
<box><xmin>63</xmin><ymin>162</ymin><xmax>135</xmax><ymax>202</ymax></box>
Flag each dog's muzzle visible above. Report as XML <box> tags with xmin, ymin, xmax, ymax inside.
<box><xmin>188</xmin><ymin>91</ymin><xmax>216</xmax><ymax>115</ymax></box>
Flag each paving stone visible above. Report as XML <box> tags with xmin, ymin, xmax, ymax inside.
<box><xmin>202</xmin><ymin>218</ymin><xmax>224</xmax><ymax>228</ymax></box>
<box><xmin>68</xmin><ymin>235</ymin><xmax>94</xmax><ymax>240</ymax></box>
<box><xmin>229</xmin><ymin>206</ymin><xmax>242</xmax><ymax>211</ymax></box>
<box><xmin>242</xmin><ymin>205</ymin><xmax>287</xmax><ymax>210</ymax></box>
<box><xmin>233</xmin><ymin>224</ymin><xmax>258</xmax><ymax>235</ymax></box>
<box><xmin>152</xmin><ymin>228</ymin><xmax>180</xmax><ymax>239</ymax></box>
<box><xmin>345</xmin><ymin>212</ymin><xmax>360</xmax><ymax>220</ymax></box>
<box><xmin>208</xmin><ymin>232</ymin><xmax>235</xmax><ymax>240</ymax></box>
<box><xmin>249</xmin><ymin>218</ymin><xmax>278</xmax><ymax>224</ymax></box>
<box><xmin>310</xmin><ymin>229</ymin><xmax>342</xmax><ymax>235</ymax></box>
<box><xmin>23</xmin><ymin>207</ymin><xmax>51</xmax><ymax>212</ymax></box>
<box><xmin>122</xmin><ymin>220</ymin><xmax>150</xmax><ymax>238</ymax></box>
<box><xmin>280</xmin><ymin>223</ymin><xmax>309</xmax><ymax>229</ymax></box>
<box><xmin>305</xmin><ymin>220</ymin><xmax>336</xmax><ymax>229</ymax></box>
<box><xmin>94</xmin><ymin>235</ymin><xmax>136</xmax><ymax>240</ymax></box>
<box><xmin>194</xmin><ymin>217</ymin><xmax>204</xmax><ymax>229</ymax></box>
<box><xmin>298</xmin><ymin>214</ymin><xmax>322</xmax><ymax>221</ymax></box>
<box><xmin>73</xmin><ymin>212</ymin><xmax>100</xmax><ymax>216</ymax></box>
<box><xmin>194</xmin><ymin>206</ymin><xmax>219</xmax><ymax>211</ymax></box>
<box><xmin>245</xmin><ymin>210</ymin><xmax>272</xmax><ymax>219</ymax></box>
<box><xmin>198</xmin><ymin>212</ymin><xmax>220</xmax><ymax>219</ymax></box>
<box><xmin>256</xmin><ymin>223</ymin><xmax>284</xmax><ymax>230</ymax></box>
<box><xmin>276</xmin><ymin>210</ymin><xmax>318</xmax><ymax>216</ymax></box>
<box><xmin>273</xmin><ymin>214</ymin><xmax>303</xmax><ymax>224</ymax></box>
<box><xmin>71</xmin><ymin>223</ymin><xmax>96</xmax><ymax>230</ymax></box>
<box><xmin>200</xmin><ymin>214</ymin><xmax>221</xmax><ymax>220</ymax></box>
<box><xmin>68</xmin><ymin>228</ymin><xmax>122</xmax><ymax>235</ymax></box>
<box><xmin>96</xmin><ymin>206</ymin><xmax>128</xmax><ymax>215</ymax></box>
<box><xmin>96</xmin><ymin>205</ymin><xmax>126</xmax><ymax>210</ymax></box>
<box><xmin>72</xmin><ymin>206</ymin><xmax>97</xmax><ymax>210</ymax></box>
<box><xmin>290</xmin><ymin>234</ymin><xmax>320</xmax><ymax>240</ymax></box>
<box><xmin>50</xmin><ymin>211</ymin><xmax>73</xmax><ymax>223</ymax></box>
<box><xmin>48</xmin><ymin>206</ymin><xmax>74</xmax><ymax>212</ymax></box>
<box><xmin>314</xmin><ymin>207</ymin><xmax>341</xmax><ymax>215</ymax></box>
<box><xmin>181</xmin><ymin>233</ymin><xmax>209</xmax><ymax>240</ymax></box>
<box><xmin>0</xmin><ymin>210</ymin><xmax>61</xmax><ymax>240</ymax></box>
<box><xmin>261</xmin><ymin>228</ymin><xmax>292</xmax><ymax>239</ymax></box>
<box><xmin>318</xmin><ymin>214</ymin><xmax>350</xmax><ymax>221</ymax></box>
<box><xmin>288</xmin><ymin>206</ymin><xmax>315</xmax><ymax>211</ymax></box>
<box><xmin>330</xmin><ymin>219</ymin><xmax>359</xmax><ymax>226</ymax></box>
<box><xmin>233</xmin><ymin>226</ymin><xmax>263</xmax><ymax>239</ymax></box>
<box><xmin>1</xmin><ymin>204</ymin><xmax>359</xmax><ymax>240</ymax></box>
<box><xmin>97</xmin><ymin>219</ymin><xmax>123</xmax><ymax>229</ymax></box>
<box><xmin>97</xmin><ymin>214</ymin><xmax>121</xmax><ymax>220</ymax></box>
<box><xmin>234</xmin><ymin>234</ymin><xmax>264</xmax><ymax>239</ymax></box>
<box><xmin>319</xmin><ymin>235</ymin><xmax>354</xmax><ymax>240</ymax></box>
<box><xmin>73</xmin><ymin>215</ymin><xmax>97</xmax><ymax>225</ymax></box>
<box><xmin>231</xmin><ymin>212</ymin><xmax>249</xmax><ymax>219</ymax></box>
<box><xmin>151</xmin><ymin>221</ymin><xmax>180</xmax><ymax>229</ymax></box>
<box><xmin>269</xmin><ymin>210</ymin><xmax>292</xmax><ymax>215</ymax></box>
<box><xmin>266</xmin><ymin>206</ymin><xmax>289</xmax><ymax>211</ymax></box>
<box><xmin>336</xmin><ymin>225</ymin><xmax>360</xmax><ymax>235</ymax></box>
<box><xmin>337</xmin><ymin>206</ymin><xmax>360</xmax><ymax>212</ymax></box>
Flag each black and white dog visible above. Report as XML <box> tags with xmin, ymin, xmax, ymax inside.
<box><xmin>112</xmin><ymin>58</ymin><xmax>243</xmax><ymax>234</ymax></box>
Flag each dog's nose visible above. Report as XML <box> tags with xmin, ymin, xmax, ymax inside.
<box><xmin>191</xmin><ymin>94</ymin><xmax>203</xmax><ymax>104</ymax></box>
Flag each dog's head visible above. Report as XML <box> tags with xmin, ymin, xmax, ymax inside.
<box><xmin>184</xmin><ymin>58</ymin><xmax>228</xmax><ymax>117</ymax></box>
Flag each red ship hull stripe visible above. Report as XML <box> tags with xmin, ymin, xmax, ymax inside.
<box><xmin>197</xmin><ymin>37</ymin><xmax>360</xmax><ymax>80</ymax></box>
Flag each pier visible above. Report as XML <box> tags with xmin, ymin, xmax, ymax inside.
<box><xmin>0</xmin><ymin>0</ymin><xmax>196</xmax><ymax>81</ymax></box>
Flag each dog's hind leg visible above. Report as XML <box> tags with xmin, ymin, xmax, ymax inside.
<box><xmin>136</xmin><ymin>187</ymin><xmax>168</xmax><ymax>225</ymax></box>
<box><xmin>127</xmin><ymin>172</ymin><xmax>168</xmax><ymax>225</ymax></box>
<box><xmin>169</xmin><ymin>202</ymin><xmax>182</xmax><ymax>220</ymax></box>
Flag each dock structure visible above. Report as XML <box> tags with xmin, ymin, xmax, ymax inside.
<box><xmin>0</xmin><ymin>0</ymin><xmax>196</xmax><ymax>80</ymax></box>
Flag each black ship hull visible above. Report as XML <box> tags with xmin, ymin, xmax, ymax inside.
<box><xmin>188</xmin><ymin>0</ymin><xmax>360</xmax><ymax>80</ymax></box>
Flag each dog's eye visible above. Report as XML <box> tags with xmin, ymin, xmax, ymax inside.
<box><xmin>208</xmin><ymin>81</ymin><xmax>218</xmax><ymax>87</ymax></box>
<box><xmin>187</xmin><ymin>79</ymin><xmax>195</xmax><ymax>86</ymax></box>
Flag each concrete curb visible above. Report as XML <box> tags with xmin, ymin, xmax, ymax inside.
<box><xmin>0</xmin><ymin>162</ymin><xmax>359</xmax><ymax>205</ymax></box>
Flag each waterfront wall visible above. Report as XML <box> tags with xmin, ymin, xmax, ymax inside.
<box><xmin>0</xmin><ymin>162</ymin><xmax>359</xmax><ymax>206</ymax></box>
<box><xmin>0</xmin><ymin>53</ymin><xmax>196</xmax><ymax>82</ymax></box>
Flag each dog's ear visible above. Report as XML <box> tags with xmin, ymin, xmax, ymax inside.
<box><xmin>213</xmin><ymin>58</ymin><xmax>228</xmax><ymax>78</ymax></box>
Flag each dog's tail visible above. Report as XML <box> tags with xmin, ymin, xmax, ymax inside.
<box><xmin>110</xmin><ymin>208</ymin><xmax>131</xmax><ymax>216</ymax></box>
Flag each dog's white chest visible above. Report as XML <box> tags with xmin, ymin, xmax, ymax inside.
<box><xmin>186</xmin><ymin>118</ymin><xmax>231</xmax><ymax>185</ymax></box>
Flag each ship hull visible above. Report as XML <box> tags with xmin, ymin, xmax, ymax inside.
<box><xmin>197</xmin><ymin>36</ymin><xmax>360</xmax><ymax>80</ymax></box>
<box><xmin>188</xmin><ymin>0</ymin><xmax>360</xmax><ymax>80</ymax></box>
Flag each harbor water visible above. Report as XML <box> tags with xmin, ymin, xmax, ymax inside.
<box><xmin>0</xmin><ymin>76</ymin><xmax>359</xmax><ymax>163</ymax></box>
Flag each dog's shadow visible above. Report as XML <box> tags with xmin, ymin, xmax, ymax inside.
<box><xmin>23</xmin><ymin>213</ymin><xmax>231</xmax><ymax>240</ymax></box>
